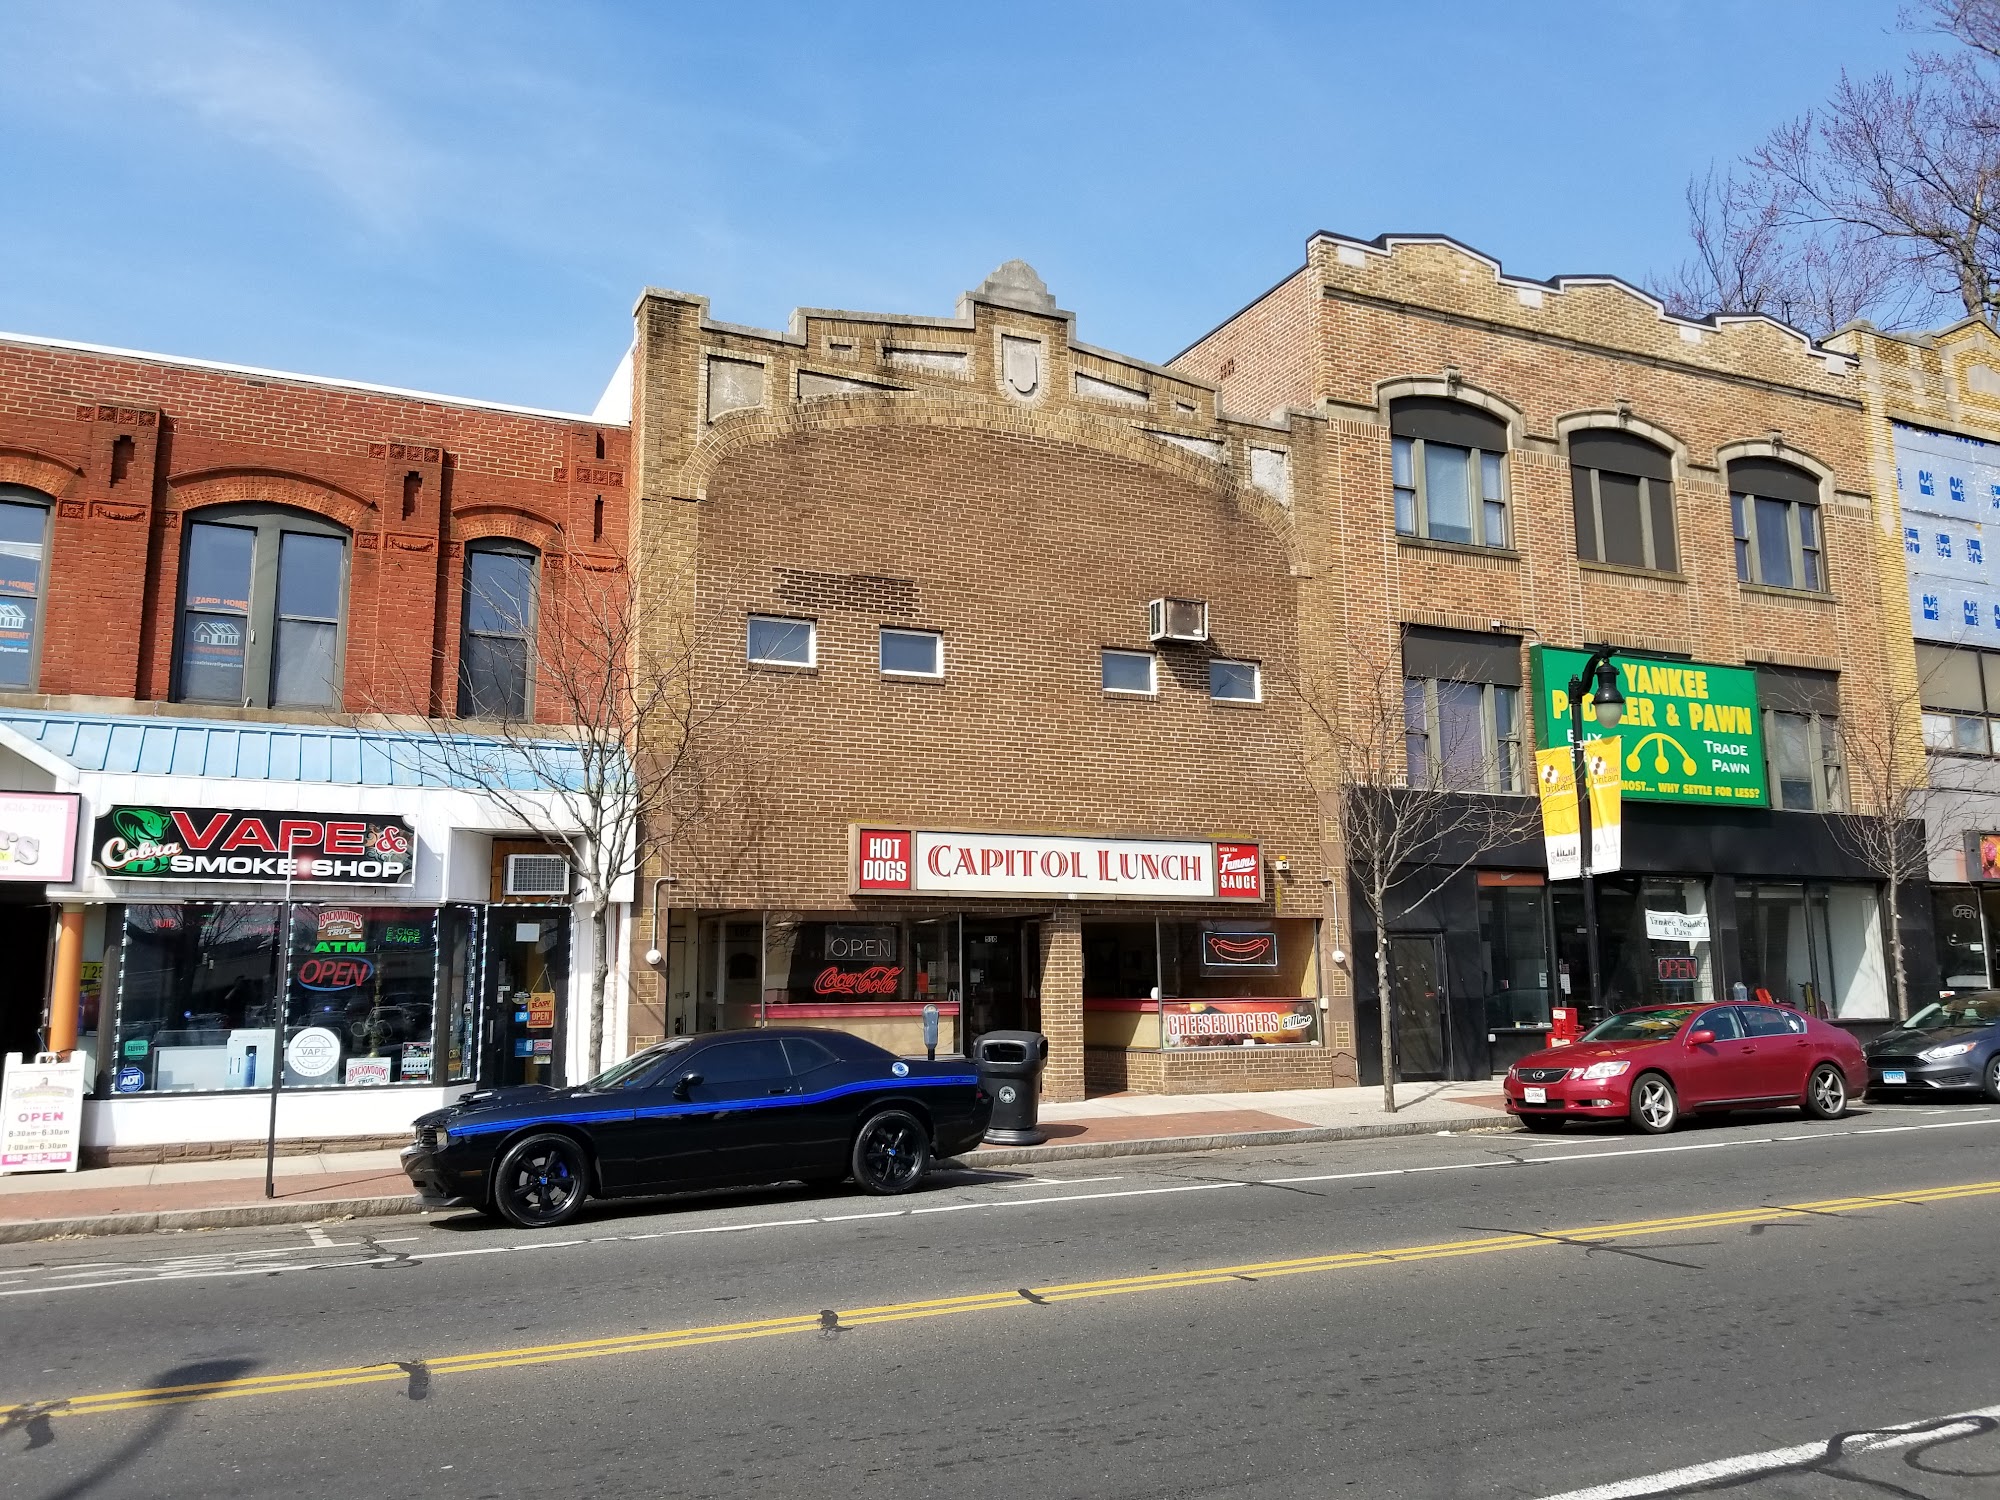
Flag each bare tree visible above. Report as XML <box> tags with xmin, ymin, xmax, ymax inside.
<box><xmin>1297</xmin><ymin>644</ymin><xmax>1537</xmax><ymax>1112</ymax></box>
<box><xmin>374</xmin><ymin>551</ymin><xmax>727</xmax><ymax>1077</ymax></box>
<box><xmin>1831</xmin><ymin>646</ymin><xmax>1995</xmax><ymax>1020</ymax></box>
<box><xmin>1651</xmin><ymin>165</ymin><xmax>1913</xmax><ymax>335</ymax></box>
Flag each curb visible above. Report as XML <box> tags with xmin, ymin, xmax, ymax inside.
<box><xmin>948</xmin><ymin>1114</ymin><xmax>1519</xmax><ymax>1167</ymax></box>
<box><xmin>0</xmin><ymin>1116</ymin><xmax>1520</xmax><ymax>1243</ymax></box>
<box><xmin>0</xmin><ymin>1194</ymin><xmax>428</xmax><ymax>1245</ymax></box>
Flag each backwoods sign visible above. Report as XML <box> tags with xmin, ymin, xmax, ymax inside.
<box><xmin>854</xmin><ymin>828</ymin><xmax>1262</xmax><ymax>902</ymax></box>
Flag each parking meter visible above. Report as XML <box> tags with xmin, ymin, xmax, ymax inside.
<box><xmin>922</xmin><ymin>1003</ymin><xmax>939</xmax><ymax>1061</ymax></box>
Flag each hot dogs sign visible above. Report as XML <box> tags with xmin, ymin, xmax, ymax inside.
<box><xmin>854</xmin><ymin>827</ymin><xmax>1263</xmax><ymax>902</ymax></box>
<box><xmin>93</xmin><ymin>805</ymin><xmax>417</xmax><ymax>885</ymax></box>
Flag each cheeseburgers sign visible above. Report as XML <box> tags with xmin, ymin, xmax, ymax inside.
<box><xmin>93</xmin><ymin>805</ymin><xmax>416</xmax><ymax>885</ymax></box>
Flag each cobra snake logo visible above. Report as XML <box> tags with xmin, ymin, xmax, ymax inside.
<box><xmin>1625</xmin><ymin>731</ymin><xmax>1698</xmax><ymax>776</ymax></box>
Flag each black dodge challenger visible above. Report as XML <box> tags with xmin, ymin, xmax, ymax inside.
<box><xmin>401</xmin><ymin>1028</ymin><xmax>991</xmax><ymax>1227</ymax></box>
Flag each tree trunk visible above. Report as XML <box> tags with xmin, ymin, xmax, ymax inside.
<box><xmin>588</xmin><ymin>896</ymin><xmax>611</xmax><ymax>1078</ymax></box>
<box><xmin>1376</xmin><ymin>908</ymin><xmax>1396</xmax><ymax>1115</ymax></box>
<box><xmin>1886</xmin><ymin>878</ymin><xmax>1909</xmax><ymax>1022</ymax></box>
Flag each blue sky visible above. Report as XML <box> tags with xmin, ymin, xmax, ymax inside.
<box><xmin>0</xmin><ymin>2</ymin><xmax>1920</xmax><ymax>415</ymax></box>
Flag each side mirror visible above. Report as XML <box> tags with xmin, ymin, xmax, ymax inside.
<box><xmin>673</xmin><ymin>1071</ymin><xmax>703</xmax><ymax>1100</ymax></box>
<box><xmin>1686</xmin><ymin>1029</ymin><xmax>1715</xmax><ymax>1047</ymax></box>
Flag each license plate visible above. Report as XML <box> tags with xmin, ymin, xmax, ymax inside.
<box><xmin>1882</xmin><ymin>1069</ymin><xmax>1907</xmax><ymax>1084</ymax></box>
<box><xmin>1523</xmin><ymin>1086</ymin><xmax>1547</xmax><ymax>1104</ymax></box>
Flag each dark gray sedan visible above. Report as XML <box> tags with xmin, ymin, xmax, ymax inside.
<box><xmin>1865</xmin><ymin>993</ymin><xmax>2000</xmax><ymax>1100</ymax></box>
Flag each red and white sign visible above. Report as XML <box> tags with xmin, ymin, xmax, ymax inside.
<box><xmin>0</xmin><ymin>793</ymin><xmax>80</xmax><ymax>884</ymax></box>
<box><xmin>855</xmin><ymin>828</ymin><xmax>1261</xmax><ymax>901</ymax></box>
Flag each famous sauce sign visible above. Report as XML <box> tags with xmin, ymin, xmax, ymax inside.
<box><xmin>855</xmin><ymin>828</ymin><xmax>1262</xmax><ymax>901</ymax></box>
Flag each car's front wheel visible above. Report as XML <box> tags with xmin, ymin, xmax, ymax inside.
<box><xmin>1982</xmin><ymin>1053</ymin><xmax>2000</xmax><ymax>1104</ymax></box>
<box><xmin>1628</xmin><ymin>1073</ymin><xmax>1678</xmax><ymax>1135</ymax></box>
<box><xmin>852</xmin><ymin>1109</ymin><xmax>932</xmax><ymax>1195</ymax></box>
<box><xmin>492</xmin><ymin>1133</ymin><xmax>590</xmax><ymax>1228</ymax></box>
<box><xmin>1803</xmin><ymin>1063</ymin><xmax>1848</xmax><ymax>1121</ymax></box>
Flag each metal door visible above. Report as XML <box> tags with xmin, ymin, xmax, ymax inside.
<box><xmin>1390</xmin><ymin>934</ymin><xmax>1449</xmax><ymax>1080</ymax></box>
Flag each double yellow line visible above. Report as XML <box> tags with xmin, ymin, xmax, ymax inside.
<box><xmin>11</xmin><ymin>1177</ymin><xmax>1998</xmax><ymax>1422</ymax></box>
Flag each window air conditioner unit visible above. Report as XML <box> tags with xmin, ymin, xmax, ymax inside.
<box><xmin>1147</xmin><ymin>597</ymin><xmax>1209</xmax><ymax>643</ymax></box>
<box><xmin>505</xmin><ymin>853</ymin><xmax>572</xmax><ymax>897</ymax></box>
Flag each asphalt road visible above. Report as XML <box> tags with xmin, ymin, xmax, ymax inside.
<box><xmin>1</xmin><ymin>1098</ymin><xmax>1997</xmax><ymax>1500</ymax></box>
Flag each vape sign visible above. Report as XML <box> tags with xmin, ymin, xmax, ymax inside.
<box><xmin>854</xmin><ymin>827</ymin><xmax>1262</xmax><ymax>901</ymax></box>
<box><xmin>94</xmin><ymin>806</ymin><xmax>417</xmax><ymax>885</ymax></box>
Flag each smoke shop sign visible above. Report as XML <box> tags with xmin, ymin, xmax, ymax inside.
<box><xmin>1530</xmin><ymin>646</ymin><xmax>1769</xmax><ymax>807</ymax></box>
<box><xmin>855</xmin><ymin>828</ymin><xmax>1263</xmax><ymax>901</ymax></box>
<box><xmin>93</xmin><ymin>806</ymin><xmax>416</xmax><ymax>885</ymax></box>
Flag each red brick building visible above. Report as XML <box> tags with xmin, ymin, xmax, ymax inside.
<box><xmin>0</xmin><ymin>331</ymin><xmax>637</xmax><ymax>1159</ymax></box>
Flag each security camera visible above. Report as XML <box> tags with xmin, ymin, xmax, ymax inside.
<box><xmin>1330</xmin><ymin>947</ymin><xmax>1348</xmax><ymax>968</ymax></box>
<box><xmin>644</xmin><ymin>948</ymin><xmax>665</xmax><ymax>969</ymax></box>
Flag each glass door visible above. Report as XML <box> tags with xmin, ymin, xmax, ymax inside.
<box><xmin>1389</xmin><ymin>934</ymin><xmax>1448</xmax><ymax>1080</ymax></box>
<box><xmin>962</xmin><ymin>918</ymin><xmax>1024</xmax><ymax>1039</ymax></box>
<box><xmin>482</xmin><ymin>908</ymin><xmax>571</xmax><ymax>1088</ymax></box>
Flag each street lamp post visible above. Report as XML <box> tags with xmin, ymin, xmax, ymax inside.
<box><xmin>1567</xmin><ymin>649</ymin><xmax>1625</xmax><ymax>1027</ymax></box>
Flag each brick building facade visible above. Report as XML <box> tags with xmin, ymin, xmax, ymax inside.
<box><xmin>1833</xmin><ymin>316</ymin><xmax>2000</xmax><ymax>1001</ymax></box>
<box><xmin>0</xmin><ymin>332</ymin><xmax>636</xmax><ymax>1158</ymax></box>
<box><xmin>626</xmin><ymin>263</ymin><xmax>1339</xmax><ymax>1102</ymax></box>
<box><xmin>1175</xmin><ymin>234</ymin><xmax>1928</xmax><ymax>1078</ymax></box>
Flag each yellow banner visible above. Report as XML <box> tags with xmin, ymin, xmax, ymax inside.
<box><xmin>1535</xmin><ymin>747</ymin><xmax>1580</xmax><ymax>880</ymax></box>
<box><xmin>1584</xmin><ymin>734</ymin><xmax>1623</xmax><ymax>875</ymax></box>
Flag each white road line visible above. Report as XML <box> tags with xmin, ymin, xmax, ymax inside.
<box><xmin>304</xmin><ymin>1226</ymin><xmax>335</xmax><ymax>1249</ymax></box>
<box><xmin>1537</xmin><ymin>1399</ymin><xmax>2000</xmax><ymax>1499</ymax></box>
<box><xmin>1269</xmin><ymin>1114</ymin><xmax>2000</xmax><ymax>1184</ymax></box>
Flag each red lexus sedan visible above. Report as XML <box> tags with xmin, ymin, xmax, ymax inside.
<box><xmin>1502</xmin><ymin>1002</ymin><xmax>1868</xmax><ymax>1135</ymax></box>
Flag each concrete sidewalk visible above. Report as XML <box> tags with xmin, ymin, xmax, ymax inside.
<box><xmin>0</xmin><ymin>1081</ymin><xmax>1513</xmax><ymax>1242</ymax></box>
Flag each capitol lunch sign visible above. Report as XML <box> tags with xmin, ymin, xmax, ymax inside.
<box><xmin>854</xmin><ymin>828</ymin><xmax>1263</xmax><ymax>901</ymax></box>
<box><xmin>93</xmin><ymin>805</ymin><xmax>417</xmax><ymax>886</ymax></box>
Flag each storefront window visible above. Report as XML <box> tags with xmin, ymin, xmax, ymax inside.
<box><xmin>1478</xmin><ymin>879</ymin><xmax>1553</xmax><ymax>1029</ymax></box>
<box><xmin>1933</xmin><ymin>886</ymin><xmax>1988</xmax><ymax>989</ymax></box>
<box><xmin>1555</xmin><ymin>877</ymin><xmax>1715</xmax><ymax>1013</ymax></box>
<box><xmin>1082</xmin><ymin>917</ymin><xmax>1320</xmax><ymax>1048</ymax></box>
<box><xmin>1738</xmin><ymin>881</ymin><xmax>1887</xmax><ymax>1020</ymax></box>
<box><xmin>110</xmin><ymin>902</ymin><xmax>474</xmax><ymax>1093</ymax></box>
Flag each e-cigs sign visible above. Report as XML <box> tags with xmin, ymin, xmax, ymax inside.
<box><xmin>93</xmin><ymin>806</ymin><xmax>417</xmax><ymax>886</ymax></box>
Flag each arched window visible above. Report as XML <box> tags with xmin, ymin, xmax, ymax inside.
<box><xmin>457</xmin><ymin>541</ymin><xmax>538</xmax><ymax>719</ymax></box>
<box><xmin>175</xmin><ymin>505</ymin><xmax>349</xmax><ymax>708</ymax></box>
<box><xmin>1729</xmin><ymin>457</ymin><xmax>1824</xmax><ymax>592</ymax></box>
<box><xmin>1390</xmin><ymin>397</ymin><xmax>1510</xmax><ymax>548</ymax></box>
<box><xmin>1569</xmin><ymin>429</ymin><xmax>1677</xmax><ymax>572</ymax></box>
<box><xmin>0</xmin><ymin>485</ymin><xmax>53</xmax><ymax>691</ymax></box>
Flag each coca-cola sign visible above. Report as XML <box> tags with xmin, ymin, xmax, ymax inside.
<box><xmin>853</xmin><ymin>827</ymin><xmax>1261</xmax><ymax>901</ymax></box>
<box><xmin>814</xmin><ymin>965</ymin><xmax>903</xmax><ymax>996</ymax></box>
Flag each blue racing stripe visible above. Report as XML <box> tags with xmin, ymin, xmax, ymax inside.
<box><xmin>451</xmin><ymin>1074</ymin><xmax>979</xmax><ymax>1138</ymax></box>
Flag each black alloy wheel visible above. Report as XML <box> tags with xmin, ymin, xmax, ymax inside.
<box><xmin>1518</xmin><ymin>1114</ymin><xmax>1566</xmax><ymax>1134</ymax></box>
<box><xmin>492</xmin><ymin>1133</ymin><xmax>590</xmax><ymax>1228</ymax></box>
<box><xmin>1802</xmin><ymin>1063</ymin><xmax>1848</xmax><ymax>1121</ymax></box>
<box><xmin>1984</xmin><ymin>1052</ymin><xmax>2000</xmax><ymax>1104</ymax></box>
<box><xmin>851</xmin><ymin>1109</ymin><xmax>932</xmax><ymax>1195</ymax></box>
<box><xmin>1628</xmin><ymin>1072</ymin><xmax>1679</xmax><ymax>1135</ymax></box>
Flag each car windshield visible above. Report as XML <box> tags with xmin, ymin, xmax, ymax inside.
<box><xmin>1894</xmin><ymin>995</ymin><xmax>2000</xmax><ymax>1032</ymax></box>
<box><xmin>583</xmin><ymin>1036</ymin><xmax>694</xmax><ymax>1090</ymax></box>
<box><xmin>1581</xmin><ymin>1007</ymin><xmax>1700</xmax><ymax>1042</ymax></box>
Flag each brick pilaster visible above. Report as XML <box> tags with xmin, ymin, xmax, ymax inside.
<box><xmin>1039</xmin><ymin>906</ymin><xmax>1084</xmax><ymax>1103</ymax></box>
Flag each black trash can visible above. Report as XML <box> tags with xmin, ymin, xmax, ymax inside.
<box><xmin>971</xmin><ymin>1030</ymin><xmax>1049</xmax><ymax>1146</ymax></box>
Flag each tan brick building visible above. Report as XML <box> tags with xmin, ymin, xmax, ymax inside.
<box><xmin>1174</xmin><ymin>234</ymin><xmax>1928</xmax><ymax>1078</ymax></box>
<box><xmin>626</xmin><ymin>263</ymin><xmax>1338</xmax><ymax>1101</ymax></box>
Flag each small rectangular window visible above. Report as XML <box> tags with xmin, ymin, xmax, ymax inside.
<box><xmin>1102</xmin><ymin>649</ymin><xmax>1157</xmax><ymax>695</ymax></box>
<box><xmin>880</xmin><ymin>627</ymin><xmax>942</xmax><ymax>677</ymax></box>
<box><xmin>747</xmin><ymin>615</ymin><xmax>815</xmax><ymax>667</ymax></box>
<box><xmin>1208</xmin><ymin>658</ymin><xmax>1261</xmax><ymax>703</ymax></box>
